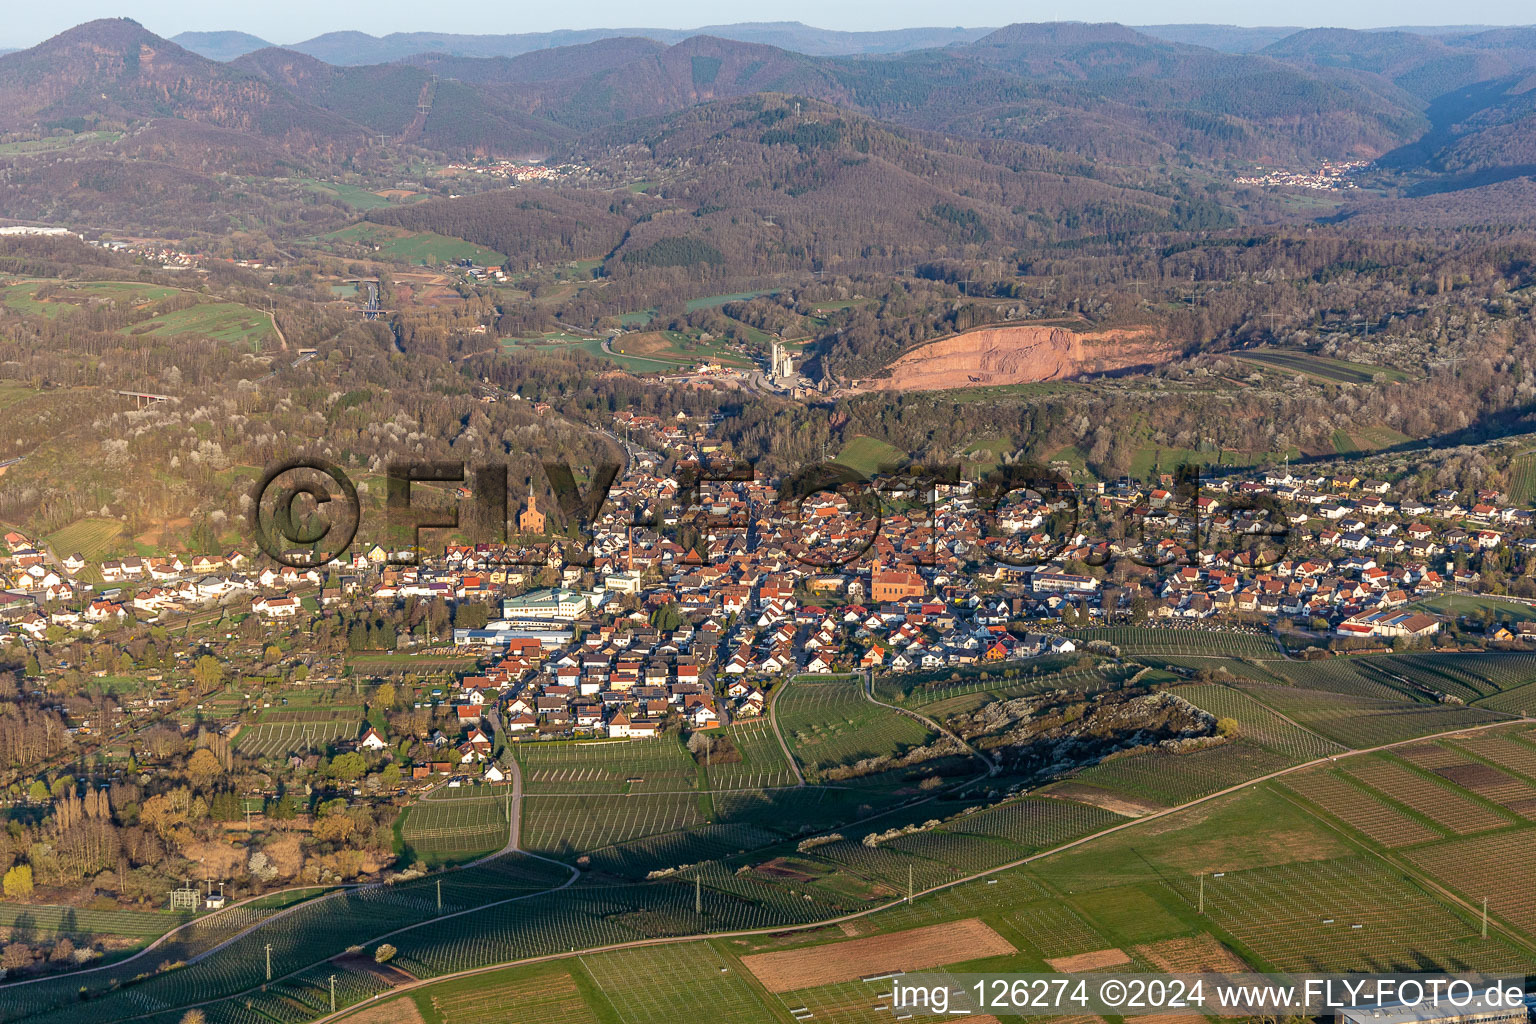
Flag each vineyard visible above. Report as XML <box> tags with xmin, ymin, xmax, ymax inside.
<box><xmin>514</xmin><ymin>738</ymin><xmax>700</xmax><ymax>794</ymax></box>
<box><xmin>234</xmin><ymin>712</ymin><xmax>362</xmax><ymax>758</ymax></box>
<box><xmin>702</xmin><ymin>718</ymin><xmax>799</xmax><ymax>789</ymax></box>
<box><xmin>521</xmin><ymin>792</ymin><xmax>705</xmax><ymax>857</ymax></box>
<box><xmin>1234</xmin><ymin>682</ymin><xmax>1506</xmax><ymax>747</ymax></box>
<box><xmin>425</xmin><ymin>962</ymin><xmax>598</xmax><ymax>1024</ymax></box>
<box><xmin>776</xmin><ymin>679</ymin><xmax>937</xmax><ymax>783</ymax></box>
<box><xmin>947</xmin><ymin>796</ymin><xmax>1124</xmax><ymax>852</ymax></box>
<box><xmin>1067</xmin><ymin>626</ymin><xmax>1280</xmax><ymax>657</ymax></box>
<box><xmin>1068</xmin><ymin>739</ymin><xmax>1295</xmax><ymax>807</ymax></box>
<box><xmin>1184</xmin><ymin>855</ymin><xmax>1528</xmax><ymax>973</ymax></box>
<box><xmin>1505</xmin><ymin>451</ymin><xmax>1536</xmax><ymax>504</ymax></box>
<box><xmin>1175</xmin><ymin>683</ymin><xmax>1344</xmax><ymax>759</ymax></box>
<box><xmin>398</xmin><ymin>793</ymin><xmax>510</xmax><ymax>862</ymax></box>
<box><xmin>1406</xmin><ymin>829</ymin><xmax>1536</xmax><ymax>938</ymax></box>
<box><xmin>1282</xmin><ymin>769</ymin><xmax>1445</xmax><ymax>846</ymax></box>
<box><xmin>1342</xmin><ymin>755</ymin><xmax>1515</xmax><ymax>833</ymax></box>
<box><xmin>581</xmin><ymin>943</ymin><xmax>774</xmax><ymax>1024</ymax></box>
<box><xmin>1452</xmin><ymin>731</ymin><xmax>1536</xmax><ymax>779</ymax></box>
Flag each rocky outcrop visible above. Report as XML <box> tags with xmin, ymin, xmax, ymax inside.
<box><xmin>863</xmin><ymin>323</ymin><xmax>1171</xmax><ymax>392</ymax></box>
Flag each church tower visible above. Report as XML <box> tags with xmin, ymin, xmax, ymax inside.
<box><xmin>518</xmin><ymin>483</ymin><xmax>546</xmax><ymax>534</ymax></box>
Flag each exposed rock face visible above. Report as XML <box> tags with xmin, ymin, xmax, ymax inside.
<box><xmin>864</xmin><ymin>323</ymin><xmax>1171</xmax><ymax>392</ymax></box>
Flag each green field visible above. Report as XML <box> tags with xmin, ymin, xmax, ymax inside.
<box><xmin>322</xmin><ymin>222</ymin><xmax>507</xmax><ymax>266</ymax></box>
<box><xmin>515</xmin><ymin>738</ymin><xmax>700</xmax><ymax>795</ymax></box>
<box><xmin>1416</xmin><ymin>593</ymin><xmax>1536</xmax><ymax>624</ymax></box>
<box><xmin>0</xmin><ymin>279</ymin><xmax>179</xmax><ymax>318</ymax></box>
<box><xmin>299</xmin><ymin>178</ymin><xmax>405</xmax><ymax>210</ymax></box>
<box><xmin>127</xmin><ymin>301</ymin><xmax>277</xmax><ymax>347</ymax></box>
<box><xmin>831</xmin><ymin>435</ymin><xmax>904</xmax><ymax>477</ymax></box>
<box><xmin>0</xmin><ymin>130</ymin><xmax>120</xmax><ymax>155</ymax></box>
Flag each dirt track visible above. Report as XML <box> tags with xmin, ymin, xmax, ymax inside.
<box><xmin>862</xmin><ymin>323</ymin><xmax>1170</xmax><ymax>392</ymax></box>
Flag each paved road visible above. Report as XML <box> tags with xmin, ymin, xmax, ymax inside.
<box><xmin>767</xmin><ymin>681</ymin><xmax>807</xmax><ymax>786</ymax></box>
<box><xmin>860</xmin><ymin>669</ymin><xmax>992</xmax><ymax>775</ymax></box>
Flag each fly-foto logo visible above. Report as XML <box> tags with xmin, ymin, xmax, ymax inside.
<box><xmin>247</xmin><ymin>457</ymin><xmax>1289</xmax><ymax>570</ymax></box>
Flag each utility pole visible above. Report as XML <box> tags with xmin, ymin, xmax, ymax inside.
<box><xmin>437</xmin><ymin>878</ymin><xmax>442</xmax><ymax>913</ymax></box>
<box><xmin>329</xmin><ymin>974</ymin><xmax>336</xmax><ymax>1013</ymax></box>
<box><xmin>265</xmin><ymin>942</ymin><xmax>272</xmax><ymax>982</ymax></box>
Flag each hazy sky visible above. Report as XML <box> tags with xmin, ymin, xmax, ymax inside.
<box><xmin>4</xmin><ymin>0</ymin><xmax>1533</xmax><ymax>49</ymax></box>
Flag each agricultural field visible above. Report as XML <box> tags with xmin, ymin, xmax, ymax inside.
<box><xmin>1234</xmin><ymin>348</ymin><xmax>1411</xmax><ymax>384</ymax></box>
<box><xmin>321</xmin><ymin>222</ymin><xmax>507</xmax><ymax>266</ymax></box>
<box><xmin>775</xmin><ymin>678</ymin><xmax>938</xmax><ymax>784</ymax></box>
<box><xmin>0</xmin><ymin>130</ymin><xmax>120</xmax><ymax>155</ymax></box>
<box><xmin>1281</xmin><ymin>769</ymin><xmax>1446</xmax><ymax>847</ymax></box>
<box><xmin>45</xmin><ymin>516</ymin><xmax>126</xmax><ymax>561</ymax></box>
<box><xmin>1067</xmin><ymin>626</ymin><xmax>1279</xmax><ymax>658</ymax></box>
<box><xmin>1507</xmin><ymin>451</ymin><xmax>1536</xmax><ymax>505</ymax></box>
<box><xmin>1236</xmin><ymin>681</ymin><xmax>1508</xmax><ymax>748</ymax></box>
<box><xmin>299</xmin><ymin>178</ymin><xmax>410</xmax><ymax>210</ymax></box>
<box><xmin>608</xmin><ymin>328</ymin><xmax>755</xmax><ymax>369</ymax></box>
<box><xmin>126</xmin><ymin>300</ymin><xmax>277</xmax><ymax>348</ymax></box>
<box><xmin>514</xmin><ymin>738</ymin><xmax>700</xmax><ymax>794</ymax></box>
<box><xmin>946</xmin><ymin>795</ymin><xmax>1124</xmax><ymax>852</ymax></box>
<box><xmin>702</xmin><ymin>718</ymin><xmax>799</xmax><ymax>789</ymax></box>
<box><xmin>0</xmin><ymin>279</ymin><xmax>180</xmax><ymax>318</ymax></box>
<box><xmin>46</xmin><ymin>763</ymin><xmax>1535</xmax><ymax>1024</ymax></box>
<box><xmin>831</xmin><ymin>435</ymin><xmax>904</xmax><ymax>477</ymax></box>
<box><xmin>1406</xmin><ymin>829</ymin><xmax>1536</xmax><ymax>939</ymax></box>
<box><xmin>1191</xmin><ymin>855</ymin><xmax>1526</xmax><ymax>973</ymax></box>
<box><xmin>398</xmin><ymin>792</ymin><xmax>510</xmax><ymax>864</ymax></box>
<box><xmin>1176</xmin><ymin>683</ymin><xmax>1345</xmax><ymax>760</ymax></box>
<box><xmin>1341</xmin><ymin>755</ymin><xmax>1515</xmax><ymax>834</ymax></box>
<box><xmin>234</xmin><ymin>706</ymin><xmax>364</xmax><ymax>758</ymax></box>
<box><xmin>1066</xmin><ymin>739</ymin><xmax>1295</xmax><ymax>808</ymax></box>
<box><xmin>582</xmin><ymin>943</ymin><xmax>775</xmax><ymax>1024</ymax></box>
<box><xmin>0</xmin><ymin>902</ymin><xmax>187</xmax><ymax>943</ymax></box>
<box><xmin>521</xmin><ymin>792</ymin><xmax>705</xmax><ymax>857</ymax></box>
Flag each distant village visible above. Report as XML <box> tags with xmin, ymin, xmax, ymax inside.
<box><xmin>1234</xmin><ymin>160</ymin><xmax>1369</xmax><ymax>191</ymax></box>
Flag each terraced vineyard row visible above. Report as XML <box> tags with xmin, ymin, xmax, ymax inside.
<box><xmin>400</xmin><ymin>792</ymin><xmax>509</xmax><ymax>860</ymax></box>
<box><xmin>1066</xmin><ymin>627</ymin><xmax>1279</xmax><ymax>657</ymax></box>
<box><xmin>1069</xmin><ymin>739</ymin><xmax>1295</xmax><ymax>807</ymax></box>
<box><xmin>521</xmin><ymin>792</ymin><xmax>704</xmax><ymax>857</ymax></box>
<box><xmin>1236</xmin><ymin>683</ymin><xmax>1507</xmax><ymax>748</ymax></box>
<box><xmin>1177</xmin><ymin>683</ymin><xmax>1344</xmax><ymax>759</ymax></box>
<box><xmin>702</xmin><ymin>717</ymin><xmax>798</xmax><ymax>789</ymax></box>
<box><xmin>1407</xmin><ymin>829</ymin><xmax>1536</xmax><ymax>939</ymax></box>
<box><xmin>234</xmin><ymin>719</ymin><xmax>358</xmax><ymax>758</ymax></box>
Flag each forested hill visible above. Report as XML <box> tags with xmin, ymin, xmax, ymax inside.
<box><xmin>365</xmin><ymin>96</ymin><xmax>1215</xmax><ymax>281</ymax></box>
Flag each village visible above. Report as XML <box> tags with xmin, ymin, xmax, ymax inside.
<box><xmin>0</xmin><ymin>399</ymin><xmax>1533</xmax><ymax>783</ymax></box>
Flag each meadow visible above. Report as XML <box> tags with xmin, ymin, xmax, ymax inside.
<box><xmin>322</xmin><ymin>223</ymin><xmax>506</xmax><ymax>266</ymax></box>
